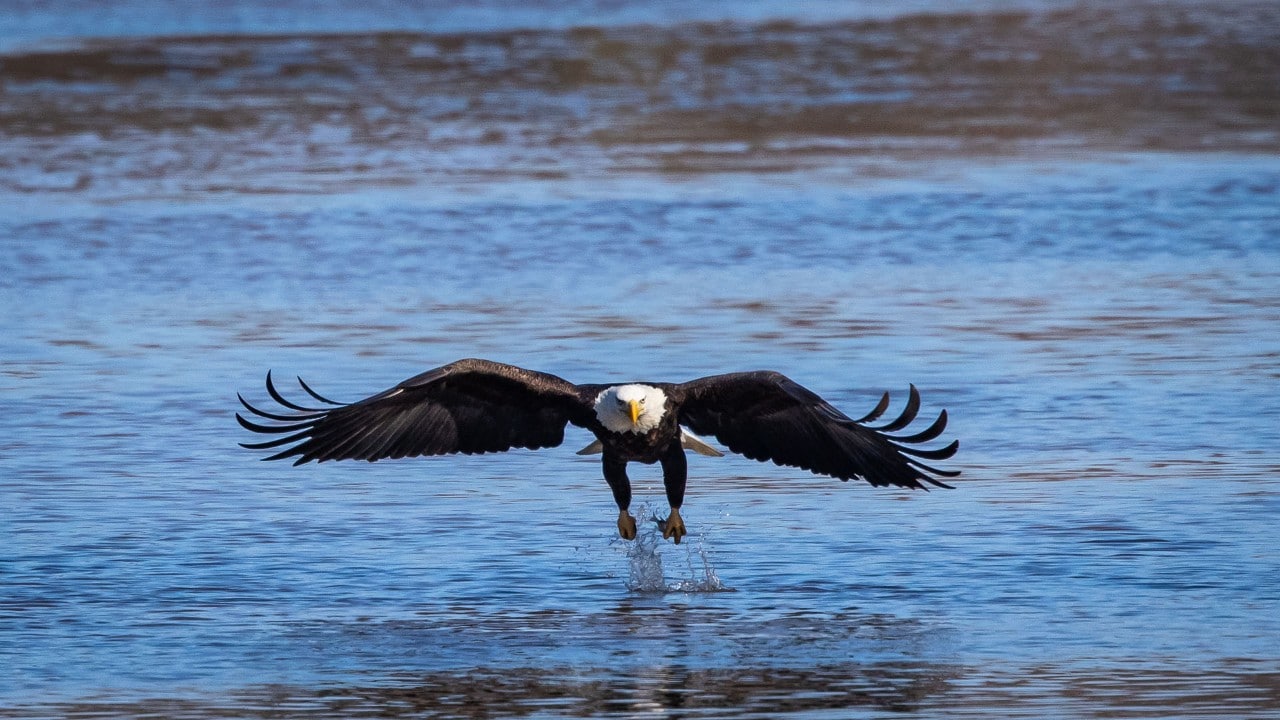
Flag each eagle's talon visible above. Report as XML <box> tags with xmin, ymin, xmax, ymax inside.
<box><xmin>617</xmin><ymin>511</ymin><xmax>637</xmax><ymax>540</ymax></box>
<box><xmin>657</xmin><ymin>508</ymin><xmax>686</xmax><ymax>544</ymax></box>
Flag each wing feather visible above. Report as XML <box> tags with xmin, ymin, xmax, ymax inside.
<box><xmin>238</xmin><ymin>392</ymin><xmax>321</xmax><ymax>423</ymax></box>
<box><xmin>894</xmin><ymin>409</ymin><xmax>949</xmax><ymax>444</ymax></box>
<box><xmin>237</xmin><ymin>359</ymin><xmax>594</xmax><ymax>465</ymax></box>
<box><xmin>868</xmin><ymin>384</ymin><xmax>920</xmax><ymax>432</ymax></box>
<box><xmin>297</xmin><ymin>375</ymin><xmax>344</xmax><ymax>405</ymax></box>
<box><xmin>673</xmin><ymin>372</ymin><xmax>958</xmax><ymax>489</ymax></box>
<box><xmin>890</xmin><ymin>438</ymin><xmax>960</xmax><ymax>461</ymax></box>
<box><xmin>265</xmin><ymin>370</ymin><xmax>324</xmax><ymax>412</ymax></box>
<box><xmin>852</xmin><ymin>391</ymin><xmax>890</xmax><ymax>423</ymax></box>
<box><xmin>240</xmin><ymin>428</ymin><xmax>314</xmax><ymax>451</ymax></box>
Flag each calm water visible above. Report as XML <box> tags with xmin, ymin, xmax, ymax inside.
<box><xmin>3</xmin><ymin>1</ymin><xmax>1279</xmax><ymax>717</ymax></box>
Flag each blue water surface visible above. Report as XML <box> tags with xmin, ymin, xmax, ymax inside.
<box><xmin>2</xmin><ymin>2</ymin><xmax>1279</xmax><ymax>717</ymax></box>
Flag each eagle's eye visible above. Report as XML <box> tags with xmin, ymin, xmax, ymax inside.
<box><xmin>638</xmin><ymin>398</ymin><xmax>645</xmax><ymax>405</ymax></box>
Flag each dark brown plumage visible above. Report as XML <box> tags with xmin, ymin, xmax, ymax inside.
<box><xmin>237</xmin><ymin>358</ymin><xmax>959</xmax><ymax>543</ymax></box>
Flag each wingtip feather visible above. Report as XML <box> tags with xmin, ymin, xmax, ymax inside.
<box><xmin>853</xmin><ymin>391</ymin><xmax>891</xmax><ymax>424</ymax></box>
<box><xmin>872</xmin><ymin>385</ymin><xmax>921</xmax><ymax>432</ymax></box>
<box><xmin>297</xmin><ymin>375</ymin><xmax>343</xmax><ymax>406</ymax></box>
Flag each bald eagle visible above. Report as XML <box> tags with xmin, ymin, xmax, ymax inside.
<box><xmin>237</xmin><ymin>359</ymin><xmax>958</xmax><ymax>544</ymax></box>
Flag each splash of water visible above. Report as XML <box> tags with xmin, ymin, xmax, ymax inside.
<box><xmin>622</xmin><ymin>502</ymin><xmax>730</xmax><ymax>594</ymax></box>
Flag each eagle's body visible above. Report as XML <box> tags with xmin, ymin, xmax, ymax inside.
<box><xmin>237</xmin><ymin>359</ymin><xmax>958</xmax><ymax>543</ymax></box>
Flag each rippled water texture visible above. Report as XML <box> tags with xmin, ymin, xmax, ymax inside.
<box><xmin>2</xmin><ymin>1</ymin><xmax>1278</xmax><ymax>201</ymax></box>
<box><xmin>2</xmin><ymin>1</ymin><xmax>1279</xmax><ymax>718</ymax></box>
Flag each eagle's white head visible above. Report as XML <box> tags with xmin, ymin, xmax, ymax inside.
<box><xmin>594</xmin><ymin>384</ymin><xmax>667</xmax><ymax>434</ymax></box>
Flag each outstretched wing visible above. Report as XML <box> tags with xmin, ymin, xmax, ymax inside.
<box><xmin>672</xmin><ymin>371</ymin><xmax>959</xmax><ymax>489</ymax></box>
<box><xmin>237</xmin><ymin>358</ymin><xmax>595</xmax><ymax>465</ymax></box>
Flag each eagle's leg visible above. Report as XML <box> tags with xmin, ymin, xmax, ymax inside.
<box><xmin>602</xmin><ymin>453</ymin><xmax>636</xmax><ymax>540</ymax></box>
<box><xmin>657</xmin><ymin>444</ymin><xmax>688</xmax><ymax>544</ymax></box>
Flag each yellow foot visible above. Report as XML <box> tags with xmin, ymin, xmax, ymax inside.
<box><xmin>657</xmin><ymin>508</ymin><xmax>687</xmax><ymax>545</ymax></box>
<box><xmin>617</xmin><ymin>511</ymin><xmax>637</xmax><ymax>540</ymax></box>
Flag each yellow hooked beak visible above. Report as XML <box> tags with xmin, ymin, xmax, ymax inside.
<box><xmin>628</xmin><ymin>400</ymin><xmax>641</xmax><ymax>426</ymax></box>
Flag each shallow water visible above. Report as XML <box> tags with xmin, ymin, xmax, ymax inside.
<box><xmin>3</xmin><ymin>1</ymin><xmax>1279</xmax><ymax>718</ymax></box>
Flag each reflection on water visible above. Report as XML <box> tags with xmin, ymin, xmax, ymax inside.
<box><xmin>32</xmin><ymin>663</ymin><xmax>961</xmax><ymax>718</ymax></box>
<box><xmin>3</xmin><ymin>0</ymin><xmax>1280</xmax><ymax>718</ymax></box>
<box><xmin>15</xmin><ymin>656</ymin><xmax>1280</xmax><ymax>718</ymax></box>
